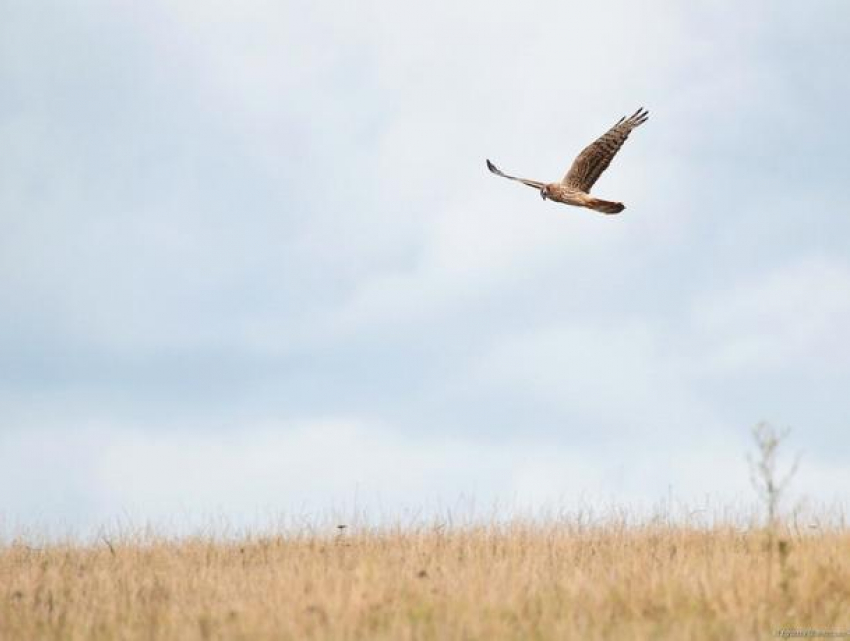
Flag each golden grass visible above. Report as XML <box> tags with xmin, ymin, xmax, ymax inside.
<box><xmin>2</xmin><ymin>518</ymin><xmax>849</xmax><ymax>640</ymax></box>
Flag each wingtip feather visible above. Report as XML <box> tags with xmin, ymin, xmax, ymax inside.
<box><xmin>630</xmin><ymin>107</ymin><xmax>649</xmax><ymax>126</ymax></box>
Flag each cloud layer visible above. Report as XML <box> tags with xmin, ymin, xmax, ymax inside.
<box><xmin>2</xmin><ymin>0</ymin><xmax>849</xmax><ymax>533</ymax></box>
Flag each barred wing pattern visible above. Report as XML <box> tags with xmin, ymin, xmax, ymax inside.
<box><xmin>562</xmin><ymin>108</ymin><xmax>649</xmax><ymax>192</ymax></box>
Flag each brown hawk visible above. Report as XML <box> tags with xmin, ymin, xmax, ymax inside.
<box><xmin>486</xmin><ymin>108</ymin><xmax>648</xmax><ymax>215</ymax></box>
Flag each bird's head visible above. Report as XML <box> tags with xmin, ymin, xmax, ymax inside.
<box><xmin>540</xmin><ymin>185</ymin><xmax>550</xmax><ymax>200</ymax></box>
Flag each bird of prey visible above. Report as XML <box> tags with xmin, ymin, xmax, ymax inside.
<box><xmin>486</xmin><ymin>108</ymin><xmax>648</xmax><ymax>215</ymax></box>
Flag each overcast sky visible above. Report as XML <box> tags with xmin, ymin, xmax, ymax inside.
<box><xmin>2</xmin><ymin>0</ymin><xmax>849</xmax><ymax>536</ymax></box>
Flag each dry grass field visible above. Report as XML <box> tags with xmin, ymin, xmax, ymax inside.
<box><xmin>2</xmin><ymin>514</ymin><xmax>849</xmax><ymax>641</ymax></box>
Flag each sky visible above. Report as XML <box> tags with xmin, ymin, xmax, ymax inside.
<box><xmin>2</xmin><ymin>0</ymin><xmax>850</xmax><ymax>536</ymax></box>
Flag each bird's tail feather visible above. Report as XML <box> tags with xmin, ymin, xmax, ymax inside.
<box><xmin>586</xmin><ymin>198</ymin><xmax>625</xmax><ymax>214</ymax></box>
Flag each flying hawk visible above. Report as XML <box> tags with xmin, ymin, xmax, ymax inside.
<box><xmin>486</xmin><ymin>108</ymin><xmax>648</xmax><ymax>215</ymax></box>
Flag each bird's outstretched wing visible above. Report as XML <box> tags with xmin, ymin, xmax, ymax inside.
<box><xmin>486</xmin><ymin>159</ymin><xmax>545</xmax><ymax>190</ymax></box>
<box><xmin>562</xmin><ymin>108</ymin><xmax>648</xmax><ymax>192</ymax></box>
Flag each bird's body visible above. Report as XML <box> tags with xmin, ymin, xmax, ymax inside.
<box><xmin>486</xmin><ymin>108</ymin><xmax>648</xmax><ymax>215</ymax></box>
<box><xmin>540</xmin><ymin>184</ymin><xmax>625</xmax><ymax>214</ymax></box>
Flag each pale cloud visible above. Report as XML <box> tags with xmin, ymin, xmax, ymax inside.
<box><xmin>4</xmin><ymin>416</ymin><xmax>842</xmax><ymax>538</ymax></box>
<box><xmin>693</xmin><ymin>257</ymin><xmax>850</xmax><ymax>374</ymax></box>
<box><xmin>1</xmin><ymin>0</ymin><xmax>849</xmax><ymax>533</ymax></box>
<box><xmin>0</xmin><ymin>418</ymin><xmax>759</xmax><ymax>536</ymax></box>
